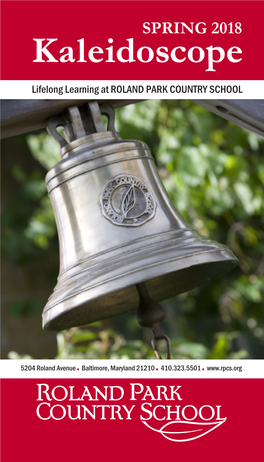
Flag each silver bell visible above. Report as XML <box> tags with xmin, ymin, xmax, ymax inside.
<box><xmin>43</xmin><ymin>102</ymin><xmax>238</xmax><ymax>331</ymax></box>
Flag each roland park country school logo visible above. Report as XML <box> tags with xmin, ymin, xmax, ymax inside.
<box><xmin>36</xmin><ymin>382</ymin><xmax>226</xmax><ymax>442</ymax></box>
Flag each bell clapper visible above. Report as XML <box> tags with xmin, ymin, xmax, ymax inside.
<box><xmin>136</xmin><ymin>283</ymin><xmax>171</xmax><ymax>359</ymax></box>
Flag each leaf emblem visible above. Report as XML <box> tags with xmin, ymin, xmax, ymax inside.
<box><xmin>142</xmin><ymin>419</ymin><xmax>226</xmax><ymax>442</ymax></box>
<box><xmin>121</xmin><ymin>185</ymin><xmax>136</xmax><ymax>217</ymax></box>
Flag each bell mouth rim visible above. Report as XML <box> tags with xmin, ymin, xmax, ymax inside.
<box><xmin>48</xmin><ymin>228</ymin><xmax>234</xmax><ymax>286</ymax></box>
<box><xmin>43</xmin><ymin>246</ymin><xmax>238</xmax><ymax>331</ymax></box>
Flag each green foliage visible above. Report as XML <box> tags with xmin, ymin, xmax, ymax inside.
<box><xmin>9</xmin><ymin>297</ymin><xmax>42</xmax><ymax>318</ymax></box>
<box><xmin>3</xmin><ymin>100</ymin><xmax>264</xmax><ymax>359</ymax></box>
<box><xmin>8</xmin><ymin>324</ymin><xmax>247</xmax><ymax>360</ymax></box>
<box><xmin>2</xmin><ymin>164</ymin><xmax>50</xmax><ymax>261</ymax></box>
<box><xmin>1</xmin><ymin>143</ymin><xmax>58</xmax><ymax>259</ymax></box>
<box><xmin>27</xmin><ymin>132</ymin><xmax>61</xmax><ymax>170</ymax></box>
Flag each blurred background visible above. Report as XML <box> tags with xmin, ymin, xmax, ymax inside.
<box><xmin>1</xmin><ymin>99</ymin><xmax>264</xmax><ymax>359</ymax></box>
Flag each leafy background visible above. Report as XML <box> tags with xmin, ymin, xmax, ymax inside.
<box><xmin>2</xmin><ymin>100</ymin><xmax>264</xmax><ymax>359</ymax></box>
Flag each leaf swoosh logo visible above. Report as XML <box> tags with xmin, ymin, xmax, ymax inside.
<box><xmin>142</xmin><ymin>418</ymin><xmax>227</xmax><ymax>442</ymax></box>
<box><xmin>121</xmin><ymin>185</ymin><xmax>136</xmax><ymax>217</ymax></box>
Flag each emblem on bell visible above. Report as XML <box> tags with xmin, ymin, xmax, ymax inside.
<box><xmin>101</xmin><ymin>174</ymin><xmax>156</xmax><ymax>226</ymax></box>
<box><xmin>42</xmin><ymin>102</ymin><xmax>238</xmax><ymax>332</ymax></box>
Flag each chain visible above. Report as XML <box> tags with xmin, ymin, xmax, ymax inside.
<box><xmin>136</xmin><ymin>282</ymin><xmax>171</xmax><ymax>360</ymax></box>
<box><xmin>151</xmin><ymin>325</ymin><xmax>171</xmax><ymax>360</ymax></box>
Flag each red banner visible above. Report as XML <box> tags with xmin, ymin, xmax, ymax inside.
<box><xmin>1</xmin><ymin>1</ymin><xmax>264</xmax><ymax>80</ymax></box>
<box><xmin>1</xmin><ymin>378</ymin><xmax>264</xmax><ymax>461</ymax></box>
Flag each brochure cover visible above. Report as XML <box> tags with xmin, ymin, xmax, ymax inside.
<box><xmin>1</xmin><ymin>1</ymin><xmax>264</xmax><ymax>461</ymax></box>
